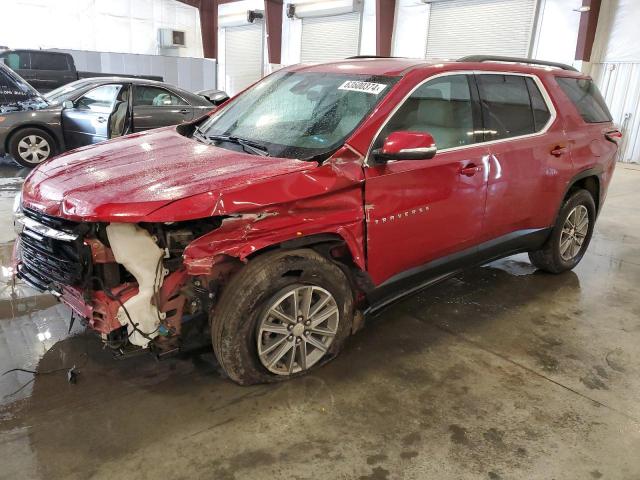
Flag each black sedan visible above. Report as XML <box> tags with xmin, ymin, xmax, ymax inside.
<box><xmin>0</xmin><ymin>77</ymin><xmax>227</xmax><ymax>167</ymax></box>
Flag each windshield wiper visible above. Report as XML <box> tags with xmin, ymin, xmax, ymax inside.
<box><xmin>206</xmin><ymin>134</ymin><xmax>270</xmax><ymax>157</ymax></box>
<box><xmin>192</xmin><ymin>126</ymin><xmax>208</xmax><ymax>143</ymax></box>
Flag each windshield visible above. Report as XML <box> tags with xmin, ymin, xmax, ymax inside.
<box><xmin>44</xmin><ymin>79</ymin><xmax>98</xmax><ymax>104</ymax></box>
<box><xmin>197</xmin><ymin>71</ymin><xmax>396</xmax><ymax>159</ymax></box>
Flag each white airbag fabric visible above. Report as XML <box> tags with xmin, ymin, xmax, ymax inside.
<box><xmin>106</xmin><ymin>223</ymin><xmax>164</xmax><ymax>347</ymax></box>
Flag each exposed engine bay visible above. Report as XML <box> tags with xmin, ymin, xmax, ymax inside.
<box><xmin>15</xmin><ymin>207</ymin><xmax>235</xmax><ymax>356</ymax></box>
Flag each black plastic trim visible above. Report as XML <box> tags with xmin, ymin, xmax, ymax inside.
<box><xmin>365</xmin><ymin>227</ymin><xmax>551</xmax><ymax>314</ymax></box>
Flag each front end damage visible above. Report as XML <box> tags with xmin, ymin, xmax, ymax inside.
<box><xmin>15</xmin><ymin>208</ymin><xmax>231</xmax><ymax>356</ymax></box>
<box><xmin>14</xmin><ymin>144</ymin><xmax>368</xmax><ymax>357</ymax></box>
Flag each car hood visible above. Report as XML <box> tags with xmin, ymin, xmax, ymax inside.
<box><xmin>22</xmin><ymin>127</ymin><xmax>316</xmax><ymax>221</ymax></box>
<box><xmin>0</xmin><ymin>97</ymin><xmax>50</xmax><ymax>113</ymax></box>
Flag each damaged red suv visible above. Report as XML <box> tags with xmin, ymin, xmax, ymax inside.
<box><xmin>14</xmin><ymin>56</ymin><xmax>620</xmax><ymax>384</ymax></box>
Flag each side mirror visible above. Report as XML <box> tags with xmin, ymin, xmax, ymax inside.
<box><xmin>62</xmin><ymin>100</ymin><xmax>74</xmax><ymax>110</ymax></box>
<box><xmin>372</xmin><ymin>131</ymin><xmax>437</xmax><ymax>163</ymax></box>
<box><xmin>197</xmin><ymin>89</ymin><xmax>230</xmax><ymax>106</ymax></box>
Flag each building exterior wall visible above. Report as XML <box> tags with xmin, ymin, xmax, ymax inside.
<box><xmin>589</xmin><ymin>0</ymin><xmax>640</xmax><ymax>163</ymax></box>
<box><xmin>0</xmin><ymin>0</ymin><xmax>203</xmax><ymax>58</ymax></box>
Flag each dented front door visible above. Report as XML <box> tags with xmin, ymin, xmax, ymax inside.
<box><xmin>364</xmin><ymin>146</ymin><xmax>489</xmax><ymax>285</ymax></box>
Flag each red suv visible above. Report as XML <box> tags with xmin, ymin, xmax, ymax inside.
<box><xmin>14</xmin><ymin>56</ymin><xmax>620</xmax><ymax>384</ymax></box>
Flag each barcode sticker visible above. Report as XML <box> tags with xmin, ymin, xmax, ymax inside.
<box><xmin>338</xmin><ymin>80</ymin><xmax>387</xmax><ymax>95</ymax></box>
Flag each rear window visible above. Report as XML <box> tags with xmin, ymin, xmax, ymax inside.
<box><xmin>556</xmin><ymin>77</ymin><xmax>612</xmax><ymax>123</ymax></box>
<box><xmin>31</xmin><ymin>52</ymin><xmax>69</xmax><ymax>71</ymax></box>
<box><xmin>1</xmin><ymin>51</ymin><xmax>30</xmax><ymax>70</ymax></box>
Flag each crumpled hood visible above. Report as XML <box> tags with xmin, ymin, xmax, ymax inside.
<box><xmin>22</xmin><ymin>127</ymin><xmax>315</xmax><ymax>221</ymax></box>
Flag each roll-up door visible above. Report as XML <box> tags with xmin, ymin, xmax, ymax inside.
<box><xmin>425</xmin><ymin>0</ymin><xmax>536</xmax><ymax>60</ymax></box>
<box><xmin>224</xmin><ymin>23</ymin><xmax>264</xmax><ymax>95</ymax></box>
<box><xmin>300</xmin><ymin>12</ymin><xmax>361</xmax><ymax>63</ymax></box>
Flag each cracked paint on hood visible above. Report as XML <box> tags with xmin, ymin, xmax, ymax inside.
<box><xmin>20</xmin><ymin>126</ymin><xmax>315</xmax><ymax>222</ymax></box>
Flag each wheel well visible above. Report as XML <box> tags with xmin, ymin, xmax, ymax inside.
<box><xmin>6</xmin><ymin>125</ymin><xmax>61</xmax><ymax>153</ymax></box>
<box><xmin>246</xmin><ymin>234</ymin><xmax>373</xmax><ymax>300</ymax></box>
<box><xmin>567</xmin><ymin>175</ymin><xmax>600</xmax><ymax>212</ymax></box>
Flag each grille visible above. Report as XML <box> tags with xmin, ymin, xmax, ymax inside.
<box><xmin>23</xmin><ymin>207</ymin><xmax>77</xmax><ymax>231</ymax></box>
<box><xmin>17</xmin><ymin>211</ymin><xmax>89</xmax><ymax>291</ymax></box>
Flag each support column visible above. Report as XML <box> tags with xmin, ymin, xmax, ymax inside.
<box><xmin>200</xmin><ymin>0</ymin><xmax>219</xmax><ymax>59</ymax></box>
<box><xmin>264</xmin><ymin>0</ymin><xmax>283</xmax><ymax>65</ymax></box>
<box><xmin>376</xmin><ymin>0</ymin><xmax>396</xmax><ymax>57</ymax></box>
<box><xmin>575</xmin><ymin>0</ymin><xmax>602</xmax><ymax>62</ymax></box>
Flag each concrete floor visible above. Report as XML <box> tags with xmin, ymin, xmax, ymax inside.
<box><xmin>0</xmin><ymin>155</ymin><xmax>639</xmax><ymax>480</ymax></box>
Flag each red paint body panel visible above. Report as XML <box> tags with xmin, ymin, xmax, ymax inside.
<box><xmin>20</xmin><ymin>59</ymin><xmax>617</xmax><ymax>304</ymax></box>
<box><xmin>182</xmin><ymin>147</ymin><xmax>366</xmax><ymax>271</ymax></box>
<box><xmin>22</xmin><ymin>127</ymin><xmax>315</xmax><ymax>222</ymax></box>
<box><xmin>364</xmin><ymin>144</ymin><xmax>490</xmax><ymax>284</ymax></box>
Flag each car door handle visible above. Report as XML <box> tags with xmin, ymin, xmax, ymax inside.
<box><xmin>460</xmin><ymin>164</ymin><xmax>481</xmax><ymax>177</ymax></box>
<box><xmin>97</xmin><ymin>116</ymin><xmax>107</xmax><ymax>123</ymax></box>
<box><xmin>550</xmin><ymin>145</ymin><xmax>568</xmax><ymax>157</ymax></box>
<box><xmin>178</xmin><ymin>109</ymin><xmax>190</xmax><ymax>114</ymax></box>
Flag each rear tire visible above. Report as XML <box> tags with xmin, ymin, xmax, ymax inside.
<box><xmin>9</xmin><ymin>128</ymin><xmax>57</xmax><ymax>168</ymax></box>
<box><xmin>211</xmin><ymin>249</ymin><xmax>354</xmax><ymax>385</ymax></box>
<box><xmin>528</xmin><ymin>189</ymin><xmax>596</xmax><ymax>273</ymax></box>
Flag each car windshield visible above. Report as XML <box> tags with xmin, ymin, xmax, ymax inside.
<box><xmin>44</xmin><ymin>79</ymin><xmax>98</xmax><ymax>104</ymax></box>
<box><xmin>197</xmin><ymin>71</ymin><xmax>397</xmax><ymax>159</ymax></box>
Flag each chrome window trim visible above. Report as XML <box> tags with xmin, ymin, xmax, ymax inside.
<box><xmin>364</xmin><ymin>70</ymin><xmax>558</xmax><ymax>167</ymax></box>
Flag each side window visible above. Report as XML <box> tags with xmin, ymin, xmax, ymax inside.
<box><xmin>31</xmin><ymin>53</ymin><xmax>69</xmax><ymax>71</ymax></box>
<box><xmin>525</xmin><ymin>77</ymin><xmax>551</xmax><ymax>131</ymax></box>
<box><xmin>556</xmin><ymin>77</ymin><xmax>612</xmax><ymax>123</ymax></box>
<box><xmin>476</xmin><ymin>75</ymin><xmax>536</xmax><ymax>140</ymax></box>
<box><xmin>2</xmin><ymin>52</ymin><xmax>30</xmax><ymax>70</ymax></box>
<box><xmin>133</xmin><ymin>86</ymin><xmax>187</xmax><ymax>107</ymax></box>
<box><xmin>76</xmin><ymin>84</ymin><xmax>123</xmax><ymax>113</ymax></box>
<box><xmin>377</xmin><ymin>74</ymin><xmax>475</xmax><ymax>150</ymax></box>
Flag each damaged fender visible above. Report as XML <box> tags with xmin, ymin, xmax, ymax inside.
<box><xmin>178</xmin><ymin>148</ymin><xmax>367</xmax><ymax>275</ymax></box>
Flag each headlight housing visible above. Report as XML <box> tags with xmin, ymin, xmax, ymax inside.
<box><xmin>13</xmin><ymin>191</ymin><xmax>25</xmax><ymax>235</ymax></box>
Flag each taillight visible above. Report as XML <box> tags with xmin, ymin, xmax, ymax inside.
<box><xmin>605</xmin><ymin>129</ymin><xmax>623</xmax><ymax>144</ymax></box>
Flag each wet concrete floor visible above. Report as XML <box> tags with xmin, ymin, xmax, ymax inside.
<box><xmin>0</xmin><ymin>155</ymin><xmax>639</xmax><ymax>479</ymax></box>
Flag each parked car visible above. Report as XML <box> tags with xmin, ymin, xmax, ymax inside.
<box><xmin>0</xmin><ymin>77</ymin><xmax>220</xmax><ymax>167</ymax></box>
<box><xmin>0</xmin><ymin>49</ymin><xmax>163</xmax><ymax>93</ymax></box>
<box><xmin>14</xmin><ymin>56</ymin><xmax>620</xmax><ymax>384</ymax></box>
<box><xmin>0</xmin><ymin>61</ymin><xmax>47</xmax><ymax>113</ymax></box>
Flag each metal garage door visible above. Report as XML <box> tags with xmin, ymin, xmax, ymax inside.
<box><xmin>300</xmin><ymin>12</ymin><xmax>361</xmax><ymax>63</ymax></box>
<box><xmin>224</xmin><ymin>23</ymin><xmax>264</xmax><ymax>95</ymax></box>
<box><xmin>425</xmin><ymin>0</ymin><xmax>536</xmax><ymax>60</ymax></box>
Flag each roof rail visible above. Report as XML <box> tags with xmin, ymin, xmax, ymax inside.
<box><xmin>346</xmin><ymin>55</ymin><xmax>396</xmax><ymax>59</ymax></box>
<box><xmin>457</xmin><ymin>55</ymin><xmax>578</xmax><ymax>72</ymax></box>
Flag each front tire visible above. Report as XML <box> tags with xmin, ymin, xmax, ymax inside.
<box><xmin>529</xmin><ymin>189</ymin><xmax>596</xmax><ymax>273</ymax></box>
<box><xmin>9</xmin><ymin>128</ymin><xmax>57</xmax><ymax>168</ymax></box>
<box><xmin>211</xmin><ymin>249</ymin><xmax>354</xmax><ymax>385</ymax></box>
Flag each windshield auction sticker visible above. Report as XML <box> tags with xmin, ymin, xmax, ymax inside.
<box><xmin>338</xmin><ymin>81</ymin><xmax>387</xmax><ymax>95</ymax></box>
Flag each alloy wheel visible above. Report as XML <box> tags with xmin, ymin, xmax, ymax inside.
<box><xmin>560</xmin><ymin>205</ymin><xmax>589</xmax><ymax>261</ymax></box>
<box><xmin>17</xmin><ymin>135</ymin><xmax>51</xmax><ymax>164</ymax></box>
<box><xmin>257</xmin><ymin>285</ymin><xmax>339</xmax><ymax>376</ymax></box>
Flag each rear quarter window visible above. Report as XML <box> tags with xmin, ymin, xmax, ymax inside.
<box><xmin>556</xmin><ymin>77</ymin><xmax>612</xmax><ymax>123</ymax></box>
